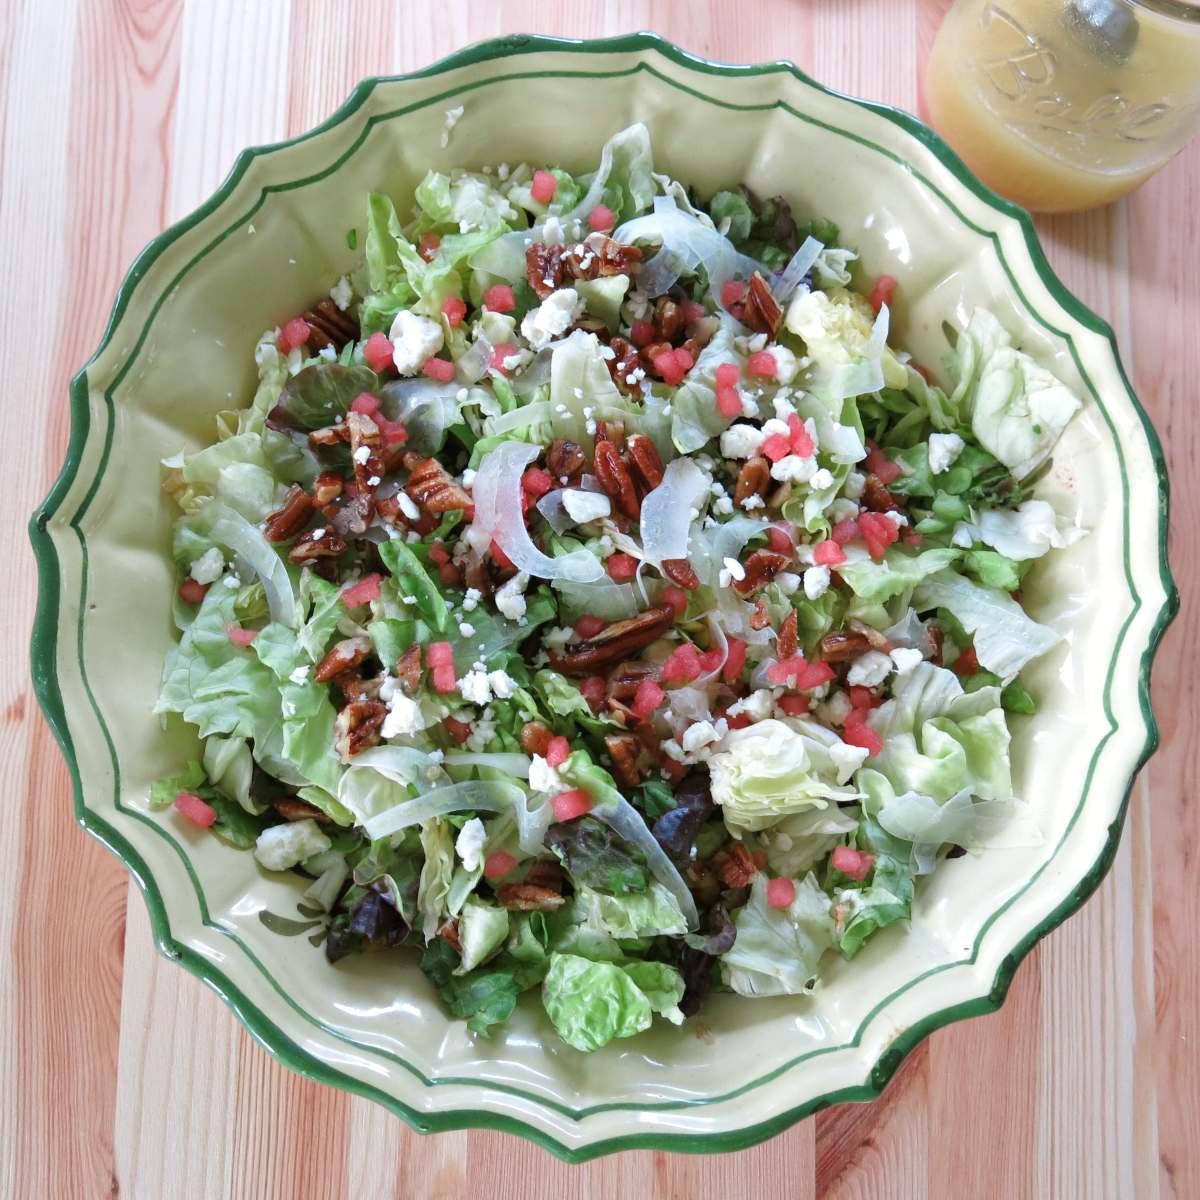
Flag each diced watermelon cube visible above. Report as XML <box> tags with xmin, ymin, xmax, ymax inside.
<box><xmin>545</xmin><ymin>735</ymin><xmax>570</xmax><ymax>769</ymax></box>
<box><xmin>766</xmin><ymin>877</ymin><xmax>797</xmax><ymax>909</ymax></box>
<box><xmin>580</xmin><ymin>675</ymin><xmax>607</xmax><ymax>709</ymax></box>
<box><xmin>832</xmin><ymin>844</ymin><xmax>876</xmax><ymax>880</ymax></box>
<box><xmin>721</xmin><ymin>280</ymin><xmax>746</xmax><ymax>308</ymax></box>
<box><xmin>722</xmin><ymin>636</ymin><xmax>747</xmax><ymax>683</ymax></box>
<box><xmin>777</xmin><ymin>695</ymin><xmax>811</xmax><ymax>716</ymax></box>
<box><xmin>225</xmin><ymin>625</ymin><xmax>258</xmax><ymax>647</ymax></box>
<box><xmin>588</xmin><ymin>205</ymin><xmax>615</xmax><ymax>232</ymax></box>
<box><xmin>483</xmin><ymin>284</ymin><xmax>516</xmax><ymax>313</ymax></box>
<box><xmin>427</xmin><ymin>540</ymin><xmax>450</xmax><ymax>565</ymax></box>
<box><xmin>484</xmin><ymin>850</ymin><xmax>518</xmax><ymax>880</ymax></box>
<box><xmin>351</xmin><ymin>390</ymin><xmax>382</xmax><ymax>415</ymax></box>
<box><xmin>630</xmin><ymin>320</ymin><xmax>656</xmax><ymax>348</ymax></box>
<box><xmin>864</xmin><ymin>440</ymin><xmax>903</xmax><ymax>485</ymax></box>
<box><xmin>761</xmin><ymin>433</ymin><xmax>792</xmax><ymax>462</ymax></box>
<box><xmin>521</xmin><ymin>466</ymin><xmax>554</xmax><ymax>498</ymax></box>
<box><xmin>953</xmin><ymin>646</ymin><xmax>980</xmax><ymax>677</ymax></box>
<box><xmin>277</xmin><ymin>317</ymin><xmax>311</xmax><ymax>354</ymax></box>
<box><xmin>767</xmin><ymin>525</ymin><xmax>793</xmax><ymax>555</ymax></box>
<box><xmin>341</xmin><ymin>573</ymin><xmax>382</xmax><ymax>607</ymax></box>
<box><xmin>841</xmin><ymin>710</ymin><xmax>884</xmax><ymax>756</ymax></box>
<box><xmin>682</xmin><ymin>300</ymin><xmax>707</xmax><ymax>323</ymax></box>
<box><xmin>552</xmin><ymin>788</ymin><xmax>593</xmax><ymax>822</ymax></box>
<box><xmin>787</xmin><ymin>414</ymin><xmax>815</xmax><ymax>457</ymax></box>
<box><xmin>848</xmin><ymin>685</ymin><xmax>882</xmax><ymax>710</ymax></box>
<box><xmin>813</xmin><ymin>539</ymin><xmax>847</xmax><ymax>566</ymax></box>
<box><xmin>715</xmin><ymin>362</ymin><xmax>741</xmax><ymax>389</ymax></box>
<box><xmin>179</xmin><ymin>578</ymin><xmax>209</xmax><ymax>605</ymax></box>
<box><xmin>442</xmin><ymin>715</ymin><xmax>472</xmax><ymax>744</ymax></box>
<box><xmin>868</xmin><ymin>274</ymin><xmax>897</xmax><ymax>315</ymax></box>
<box><xmin>531</xmin><ymin>169</ymin><xmax>558</xmax><ymax>205</ymax></box>
<box><xmin>375</xmin><ymin>417</ymin><xmax>409</xmax><ymax>448</ymax></box>
<box><xmin>441</xmin><ymin>297</ymin><xmax>467</xmax><ymax>327</ymax></box>
<box><xmin>716</xmin><ymin>385</ymin><xmax>743</xmax><ymax>418</ymax></box>
<box><xmin>698</xmin><ymin>647</ymin><xmax>724</xmax><ymax>674</ymax></box>
<box><xmin>175</xmin><ymin>791</ymin><xmax>218</xmax><ymax>828</ymax></box>
<box><xmin>661</xmin><ymin>586</ymin><xmax>689</xmax><ymax>619</ymax></box>
<box><xmin>427</xmin><ymin>641</ymin><xmax>453</xmax><ymax>667</ymax></box>
<box><xmin>831</xmin><ymin>518</ymin><xmax>860</xmax><ymax>545</ymax></box>
<box><xmin>573</xmin><ymin>614</ymin><xmax>607</xmax><ymax>639</ymax></box>
<box><xmin>605</xmin><ymin>553</ymin><xmax>638</xmax><ymax>581</ymax></box>
<box><xmin>746</xmin><ymin>351</ymin><xmax>778</xmax><ymax>378</ymax></box>
<box><xmin>489</xmin><ymin>342</ymin><xmax>518</xmax><ymax>373</ymax></box>
<box><xmin>490</xmin><ymin>539</ymin><xmax>514</xmax><ymax>570</ymax></box>
<box><xmin>362</xmin><ymin>333</ymin><xmax>394</xmax><ymax>373</ymax></box>
<box><xmin>421</xmin><ymin>356</ymin><xmax>456</xmax><ymax>382</ymax></box>
<box><xmin>631</xmin><ymin>678</ymin><xmax>666</xmax><ymax>720</ymax></box>
<box><xmin>432</xmin><ymin>665</ymin><xmax>457</xmax><ymax>694</ymax></box>
<box><xmin>661</xmin><ymin>643</ymin><xmax>702</xmax><ymax>685</ymax></box>
<box><xmin>858</xmin><ymin>511</ymin><xmax>900</xmax><ymax>561</ymax></box>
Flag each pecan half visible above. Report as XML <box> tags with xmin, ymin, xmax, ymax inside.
<box><xmin>404</xmin><ymin>454</ymin><xmax>473</xmax><ymax>514</ymax></box>
<box><xmin>329</xmin><ymin>492</ymin><xmax>375</xmax><ymax>538</ymax></box>
<box><xmin>819</xmin><ymin>630</ymin><xmax>873</xmax><ymax>663</ymax></box>
<box><xmin>347</xmin><ymin>411</ymin><xmax>384</xmax><ymax>492</ymax></box>
<box><xmin>662</xmin><ymin>558</ymin><xmax>700</xmax><ymax>591</ymax></box>
<box><xmin>519</xmin><ymin>721</ymin><xmax>554</xmax><ymax>756</ymax></box>
<box><xmin>313</xmin><ymin>471</ymin><xmax>344</xmax><ymax>506</ymax></box>
<box><xmin>732</xmin><ymin>549</ymin><xmax>790</xmax><ymax>596</ymax></box>
<box><xmin>926</xmin><ymin>623</ymin><xmax>945</xmax><ymax>666</ymax></box>
<box><xmin>606</xmin><ymin>733</ymin><xmax>644</xmax><ymax>789</ymax></box>
<box><xmin>263</xmin><ymin>485</ymin><xmax>315</xmax><ymax>542</ymax></box>
<box><xmin>607</xmin><ymin>660</ymin><xmax>658</xmax><ymax>703</ymax></box>
<box><xmin>546</xmin><ymin>438</ymin><xmax>586</xmax><ymax>483</ymax></box>
<box><xmin>495</xmin><ymin>884</ymin><xmax>566</xmax><ymax>912</ymax></box>
<box><xmin>734</xmin><ymin>456</ymin><xmax>771</xmax><ymax>505</ymax></box>
<box><xmin>463</xmin><ymin>558</ymin><xmax>495</xmax><ymax>600</ymax></box>
<box><xmin>625</xmin><ymin>433</ymin><xmax>665</xmax><ymax>491</ymax></box>
<box><xmin>848</xmin><ymin>617</ymin><xmax>893</xmax><ymax>652</ymax></box>
<box><xmin>549</xmin><ymin>603</ymin><xmax>675</xmax><ymax>675</ymax></box>
<box><xmin>606</xmin><ymin>336</ymin><xmax>644</xmax><ymax>393</ymax></box>
<box><xmin>743</xmin><ymin>271</ymin><xmax>783</xmax><ymax>336</ymax></box>
<box><xmin>654</xmin><ymin>297</ymin><xmax>686</xmax><ymax>343</ymax></box>
<box><xmin>861</xmin><ymin>475</ymin><xmax>903</xmax><ymax>513</ymax></box>
<box><xmin>714</xmin><ymin>842</ymin><xmax>759</xmax><ymax>888</ymax></box>
<box><xmin>334</xmin><ymin>698</ymin><xmax>387</xmax><ymax>757</ymax></box>
<box><xmin>395</xmin><ymin>645</ymin><xmax>423</xmax><ymax>695</ymax></box>
<box><xmin>301</xmin><ymin>299</ymin><xmax>359</xmax><ymax>352</ymax></box>
<box><xmin>749</xmin><ymin>597</ymin><xmax>772</xmax><ymax>630</ymax></box>
<box><xmin>593</xmin><ymin>419</ymin><xmax>625</xmax><ymax>450</ymax></box>
<box><xmin>777</xmin><ymin>610</ymin><xmax>799</xmax><ymax>661</ymax></box>
<box><xmin>562</xmin><ymin>235</ymin><xmax>642</xmax><ymax>282</ymax></box>
<box><xmin>288</xmin><ymin>530</ymin><xmax>347</xmax><ymax>563</ymax></box>
<box><xmin>339</xmin><ymin>674</ymin><xmax>383</xmax><ymax>704</ymax></box>
<box><xmin>437</xmin><ymin>919</ymin><xmax>462</xmax><ymax>954</ymax></box>
<box><xmin>315</xmin><ymin>636</ymin><xmax>373</xmax><ymax>683</ymax></box>
<box><xmin>309</xmin><ymin>423</ymin><xmax>350</xmax><ymax>448</ymax></box>
<box><xmin>593</xmin><ymin>439</ymin><xmax>640</xmax><ymax>520</ymax></box>
<box><xmin>273</xmin><ymin>797</ymin><xmax>330</xmax><ymax>823</ymax></box>
<box><xmin>526</xmin><ymin>242</ymin><xmax>567</xmax><ymax>300</ymax></box>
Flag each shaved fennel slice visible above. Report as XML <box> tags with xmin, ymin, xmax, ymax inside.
<box><xmin>639</xmin><ymin>457</ymin><xmax>709</xmax><ymax>566</ymax></box>
<box><xmin>471</xmin><ymin>441</ymin><xmax>603</xmax><ymax>582</ymax></box>
<box><xmin>771</xmin><ymin>236</ymin><xmax>824</xmax><ymax>304</ymax></box>
<box><xmin>593</xmin><ymin>794</ymin><xmax>700</xmax><ymax>930</ymax></box>
<box><xmin>209</xmin><ymin>505</ymin><xmax>297</xmax><ymax>627</ymax></box>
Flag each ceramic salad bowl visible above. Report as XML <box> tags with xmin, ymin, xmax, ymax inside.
<box><xmin>30</xmin><ymin>33</ymin><xmax>1176</xmax><ymax>1160</ymax></box>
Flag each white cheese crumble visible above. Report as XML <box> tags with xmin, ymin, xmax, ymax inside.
<box><xmin>440</xmin><ymin>104</ymin><xmax>464</xmax><ymax>149</ymax></box>
<box><xmin>561</xmin><ymin>488</ymin><xmax>611</xmax><ymax>523</ymax></box>
<box><xmin>520</xmin><ymin>288</ymin><xmax>584</xmax><ymax>349</ymax></box>
<box><xmin>928</xmin><ymin>432</ymin><xmax>965</xmax><ymax>474</ymax></box>
<box><xmin>462</xmin><ymin>587</ymin><xmax>481</xmax><ymax>612</ymax></box>
<box><xmin>720</xmin><ymin>423</ymin><xmax>766</xmax><ymax>460</ymax></box>
<box><xmin>352</xmin><ymin>445</ymin><xmax>371</xmax><ymax>465</ymax></box>
<box><xmin>776</xmin><ymin>570</ymin><xmax>802</xmax><ymax>595</ymax></box>
<box><xmin>494</xmin><ymin>571</ymin><xmax>530</xmax><ymax>621</ymax></box>
<box><xmin>381</xmin><ymin>692</ymin><xmax>430</xmax><ymax>739</ymax></box>
<box><xmin>254</xmin><ymin>820</ymin><xmax>331</xmax><ymax>872</ymax></box>
<box><xmin>487</xmin><ymin>669</ymin><xmax>517</xmax><ymax>699</ymax></box>
<box><xmin>841</xmin><ymin>471</ymin><xmax>867</xmax><ymax>499</ymax></box>
<box><xmin>329</xmin><ymin>275</ymin><xmax>353</xmax><ymax>311</ymax></box>
<box><xmin>398</xmin><ymin>492</ymin><xmax>420</xmax><ymax>521</ymax></box>
<box><xmin>528</xmin><ymin>754</ymin><xmax>562</xmax><ymax>795</ymax></box>
<box><xmin>890</xmin><ymin>647</ymin><xmax>925</xmax><ymax>674</ymax></box>
<box><xmin>189</xmin><ymin>547</ymin><xmax>225</xmax><ymax>585</ymax></box>
<box><xmin>803</xmin><ymin>565</ymin><xmax>831</xmax><ymax>600</ymax></box>
<box><xmin>389</xmin><ymin>309</ymin><xmax>444</xmax><ymax>375</ymax></box>
<box><xmin>771</xmin><ymin>454</ymin><xmax>818</xmax><ymax>484</ymax></box>
<box><xmin>455</xmin><ymin>817</ymin><xmax>486</xmax><ymax>872</ymax></box>
<box><xmin>458</xmin><ymin>668</ymin><xmax>492</xmax><ymax>705</ymax></box>
<box><xmin>847</xmin><ymin>649</ymin><xmax>894</xmax><ymax>687</ymax></box>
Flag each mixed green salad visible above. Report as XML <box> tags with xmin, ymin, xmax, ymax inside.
<box><xmin>153</xmin><ymin>124</ymin><xmax>1083</xmax><ymax>1051</ymax></box>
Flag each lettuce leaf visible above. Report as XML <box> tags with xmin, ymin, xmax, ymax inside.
<box><xmin>574</xmin><ymin>882</ymin><xmax>688</xmax><ymax>939</ymax></box>
<box><xmin>721</xmin><ymin>874</ymin><xmax>836</xmax><ymax>996</ymax></box>
<box><xmin>836</xmin><ymin>815</ymin><xmax>914</xmax><ymax>958</ymax></box>
<box><xmin>837</xmin><ymin>547</ymin><xmax>960</xmax><ymax>604</ymax></box>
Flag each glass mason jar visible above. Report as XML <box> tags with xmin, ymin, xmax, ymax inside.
<box><xmin>925</xmin><ymin>0</ymin><xmax>1200</xmax><ymax>211</ymax></box>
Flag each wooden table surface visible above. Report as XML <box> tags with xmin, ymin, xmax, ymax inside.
<box><xmin>4</xmin><ymin>1</ymin><xmax>1196</xmax><ymax>1196</ymax></box>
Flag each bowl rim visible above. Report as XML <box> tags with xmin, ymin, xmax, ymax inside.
<box><xmin>29</xmin><ymin>30</ymin><xmax>1179</xmax><ymax>1162</ymax></box>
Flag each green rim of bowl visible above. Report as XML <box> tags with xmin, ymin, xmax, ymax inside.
<box><xmin>29</xmin><ymin>31</ymin><xmax>1179</xmax><ymax>1162</ymax></box>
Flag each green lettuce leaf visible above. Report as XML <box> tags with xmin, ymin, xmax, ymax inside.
<box><xmin>455</xmin><ymin>899</ymin><xmax>510</xmax><ymax>974</ymax></box>
<box><xmin>837</xmin><ymin>547</ymin><xmax>960</xmax><ymax>604</ymax></box>
<box><xmin>575</xmin><ymin>882</ymin><xmax>687</xmax><ymax>939</ymax></box>
<box><xmin>148</xmin><ymin>760</ymin><xmax>207</xmax><ymax>810</ymax></box>
<box><xmin>836</xmin><ymin>815</ymin><xmax>913</xmax><ymax>958</ymax></box>
<box><xmin>541</xmin><ymin>952</ymin><xmax>674</xmax><ymax>1051</ymax></box>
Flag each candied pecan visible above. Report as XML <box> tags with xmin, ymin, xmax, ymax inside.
<box><xmin>593</xmin><ymin>419</ymin><xmax>625</xmax><ymax>450</ymax></box>
<box><xmin>288</xmin><ymin>530</ymin><xmax>347</xmax><ymax>563</ymax></box>
<box><xmin>606</xmin><ymin>733</ymin><xmax>644</xmax><ymax>789</ymax></box>
<box><xmin>777</xmin><ymin>610</ymin><xmax>799</xmax><ymax>661</ymax></box>
<box><xmin>526</xmin><ymin>241</ymin><xmax>566</xmax><ymax>300</ymax></box>
<box><xmin>523</xmin><ymin>859</ymin><xmax>565</xmax><ymax>890</ymax></box>
<box><xmin>329</xmin><ymin>492</ymin><xmax>375</xmax><ymax>538</ymax></box>
<box><xmin>607</xmin><ymin>660</ymin><xmax>659</xmax><ymax>703</ymax></box>
<box><xmin>273</xmin><ymin>798</ymin><xmax>329</xmax><ymax>823</ymax></box>
<box><xmin>592</xmin><ymin>439</ymin><xmax>640</xmax><ymax>519</ymax></box>
<box><xmin>819</xmin><ymin>630</ymin><xmax>873</xmax><ymax>663</ymax></box>
<box><xmin>334</xmin><ymin>698</ymin><xmax>387</xmax><ymax>757</ymax></box>
<box><xmin>714</xmin><ymin>842</ymin><xmax>759</xmax><ymax>888</ymax></box>
<box><xmin>347</xmin><ymin>411</ymin><xmax>383</xmax><ymax>491</ymax></box>
<box><xmin>313</xmin><ymin>472</ymin><xmax>344</xmax><ymax>506</ymax></box>
<box><xmin>734</xmin><ymin>457</ymin><xmax>771</xmax><ymax>505</ymax></box>
<box><xmin>743</xmin><ymin>271</ymin><xmax>783</xmax><ymax>336</ymax></box>
<box><xmin>495</xmin><ymin>884</ymin><xmax>566</xmax><ymax>912</ymax></box>
<box><xmin>732</xmin><ymin>549</ymin><xmax>790</xmax><ymax>596</ymax></box>
<box><xmin>395</xmin><ymin>645</ymin><xmax>423</xmax><ymax>695</ymax></box>
<box><xmin>549</xmin><ymin>604</ymin><xmax>676</xmax><ymax>675</ymax></box>
<box><xmin>309</xmin><ymin>423</ymin><xmax>350</xmax><ymax>447</ymax></box>
<box><xmin>926</xmin><ymin>624</ymin><xmax>945</xmax><ymax>666</ymax></box>
<box><xmin>861</xmin><ymin>474</ymin><xmax>903</xmax><ymax>513</ymax></box>
<box><xmin>625</xmin><ymin>433</ymin><xmax>665</xmax><ymax>491</ymax></box>
<box><xmin>315</xmin><ymin>636</ymin><xmax>372</xmax><ymax>683</ymax></box>
<box><xmin>404</xmin><ymin>454</ymin><xmax>472</xmax><ymax>514</ymax></box>
<box><xmin>848</xmin><ymin>617</ymin><xmax>893</xmax><ymax>652</ymax></box>
<box><xmin>749</xmin><ymin>597</ymin><xmax>771</xmax><ymax>630</ymax></box>
<box><xmin>654</xmin><ymin>297</ymin><xmax>686</xmax><ymax>342</ymax></box>
<box><xmin>546</xmin><ymin>438</ymin><xmax>586</xmax><ymax>483</ymax></box>
<box><xmin>437</xmin><ymin>919</ymin><xmax>462</xmax><ymax>954</ymax></box>
<box><xmin>562</xmin><ymin>235</ymin><xmax>642</xmax><ymax>282</ymax></box>
<box><xmin>662</xmin><ymin>558</ymin><xmax>700</xmax><ymax>590</ymax></box>
<box><xmin>606</xmin><ymin>336</ymin><xmax>644</xmax><ymax>393</ymax></box>
<box><xmin>339</xmin><ymin>674</ymin><xmax>383</xmax><ymax>703</ymax></box>
<box><xmin>301</xmin><ymin>298</ymin><xmax>359</xmax><ymax>352</ymax></box>
<box><xmin>263</xmin><ymin>485</ymin><xmax>315</xmax><ymax>542</ymax></box>
<box><xmin>519</xmin><ymin>721</ymin><xmax>554</xmax><ymax>756</ymax></box>
<box><xmin>463</xmin><ymin>558</ymin><xmax>494</xmax><ymax>599</ymax></box>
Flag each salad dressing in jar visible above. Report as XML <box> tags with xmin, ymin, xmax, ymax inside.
<box><xmin>925</xmin><ymin>0</ymin><xmax>1200</xmax><ymax>211</ymax></box>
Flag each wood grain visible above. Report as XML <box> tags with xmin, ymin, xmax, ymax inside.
<box><xmin>3</xmin><ymin>1</ymin><xmax>1196</xmax><ymax>1196</ymax></box>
